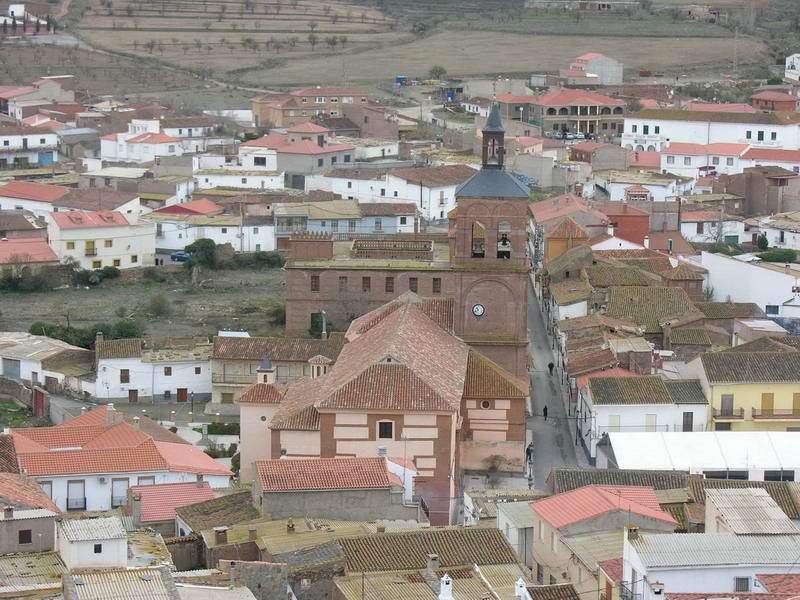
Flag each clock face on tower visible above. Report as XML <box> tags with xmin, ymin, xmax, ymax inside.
<box><xmin>472</xmin><ymin>303</ymin><xmax>485</xmax><ymax>317</ymax></box>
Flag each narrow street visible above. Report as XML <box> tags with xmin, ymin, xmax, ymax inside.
<box><xmin>526</xmin><ymin>279</ymin><xmax>587</xmax><ymax>489</ymax></box>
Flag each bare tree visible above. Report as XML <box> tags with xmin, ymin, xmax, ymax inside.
<box><xmin>307</xmin><ymin>32</ymin><xmax>317</xmax><ymax>49</ymax></box>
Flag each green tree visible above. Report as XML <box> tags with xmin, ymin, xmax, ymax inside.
<box><xmin>757</xmin><ymin>234</ymin><xmax>769</xmax><ymax>250</ymax></box>
<box><xmin>428</xmin><ymin>65</ymin><xmax>447</xmax><ymax>80</ymax></box>
<box><xmin>185</xmin><ymin>238</ymin><xmax>216</xmax><ymax>268</ymax></box>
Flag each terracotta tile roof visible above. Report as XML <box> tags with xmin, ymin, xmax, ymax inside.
<box><xmin>589</xmin><ymin>376</ymin><xmax>674</xmax><ymax>405</ymax></box>
<box><xmin>664</xmin><ymin>379</ymin><xmax>707</xmax><ymax>404</ymax></box>
<box><xmin>566</xmin><ymin>348</ymin><xmax>618</xmax><ymax>377</ymax></box>
<box><xmin>280</xmin><ymin>140</ymin><xmax>354</xmax><ymax>155</ymax></box>
<box><xmin>155</xmin><ymin>441</ymin><xmax>232</xmax><ymax>476</ymax></box>
<box><xmin>687</xmin><ymin>476</ymin><xmax>799</xmax><ymax>519</ymax></box>
<box><xmin>323</xmin><ymin>168</ymin><xmax>386</xmax><ymax>181</ymax></box>
<box><xmin>695</xmin><ymin>301</ymin><xmax>762</xmax><ymax>319</ymax></box>
<box><xmin>96</xmin><ymin>337</ymin><xmax>143</xmax><ymax>359</ymax></box>
<box><xmin>319</xmin><ymin>363</ymin><xmax>451</xmax><ymax>411</ymax></box>
<box><xmin>684</xmin><ymin>101</ymin><xmax>757</xmax><ymax>113</ymax></box>
<box><xmin>528</xmin><ymin>584</ymin><xmax>581</xmax><ymax>600</ymax></box>
<box><xmin>546</xmin><ymin>217</ymin><xmax>588</xmax><ymax>239</ymax></box>
<box><xmin>130</xmin><ymin>482</ymin><xmax>215</xmax><ymax>523</ymax></box>
<box><xmin>529</xmin><ymin>193</ymin><xmax>607</xmax><ymax>225</ymax></box>
<box><xmin>464</xmin><ymin>350</ymin><xmax>527</xmax><ymax>398</ymax></box>
<box><xmin>174</xmin><ymin>490</ymin><xmax>259</xmax><ymax>532</ymax></box>
<box><xmin>50</xmin><ymin>210</ymin><xmax>129</xmax><ymax>229</ymax></box>
<box><xmin>776</xmin><ymin>335</ymin><xmax>800</xmax><ymax>349</ymax></box>
<box><xmin>55</xmin><ymin>189</ymin><xmax>139</xmax><ymax>212</ymax></box>
<box><xmin>236</xmin><ymin>382</ymin><xmax>286</xmax><ymax>405</ymax></box>
<box><xmin>756</xmin><ymin>574</ymin><xmax>800</xmax><ymax>594</ymax></box>
<box><xmin>0</xmin><ymin>237</ymin><xmax>58</xmax><ymax>265</ymax></box>
<box><xmin>534</xmin><ymin>88</ymin><xmax>625</xmax><ymax>107</ymax></box>
<box><xmin>0</xmin><ymin>434</ymin><xmax>18</xmax><ymax>473</ymax></box>
<box><xmin>631</xmin><ymin>108</ymin><xmax>800</xmax><ymax>124</ymax></box>
<box><xmin>126</xmin><ymin>132</ymin><xmax>180</xmax><ymax>144</ymax></box>
<box><xmin>496</xmin><ymin>93</ymin><xmax>537</xmax><ymax>104</ymax></box>
<box><xmin>645</xmin><ymin>231</ymin><xmax>697</xmax><ymax>256</ymax></box>
<box><xmin>548</xmin><ymin>468</ymin><xmax>688</xmax><ymax>494</ymax></box>
<box><xmin>389</xmin><ymin>165</ymin><xmax>476</xmax><ymax>188</ymax></box>
<box><xmin>752</xmin><ymin>90</ymin><xmax>797</xmax><ymax>102</ymax></box>
<box><xmin>255</xmin><ymin>457</ymin><xmax>392</xmax><ymax>492</ymax></box>
<box><xmin>606</xmin><ymin>286</ymin><xmax>697</xmax><ymax>334</ymax></box>
<box><xmin>269</xmin><ymin>375</ymin><xmax>325</xmax><ymax>431</ymax></box>
<box><xmin>154</xmin><ymin>199</ymin><xmax>222</xmax><ymax>216</ymax></box>
<box><xmin>593</xmin><ymin>201</ymin><xmax>650</xmax><ymax>217</ymax></box>
<box><xmin>240</xmin><ymin>132</ymin><xmax>288</xmax><ymax>149</ymax></box>
<box><xmin>286</xmin><ymin>122</ymin><xmax>330</xmax><ymax>134</ymax></box>
<box><xmin>358</xmin><ymin>202</ymin><xmax>417</xmax><ymax>216</ymax></box>
<box><xmin>700</xmin><ymin>351</ymin><xmax>800</xmax><ymax>383</ymax></box>
<box><xmin>585</xmin><ymin>265</ymin><xmax>653</xmax><ymax>287</ymax></box>
<box><xmin>290</xmin><ymin>87</ymin><xmax>368</xmax><ymax>97</ymax></box>
<box><xmin>61</xmin><ymin>406</ymin><xmax>189</xmax><ymax>444</ymax></box>
<box><xmin>532</xmin><ymin>485</ymin><xmax>676</xmax><ymax>529</ymax></box>
<box><xmin>338</xmin><ymin>528</ymin><xmax>518</xmax><ymax>572</ymax></box>
<box><xmin>663</xmin><ymin>142</ymin><xmax>748</xmax><ymax>156</ymax></box>
<box><xmin>549</xmin><ymin>278</ymin><xmax>593</xmax><ymax>306</ymax></box>
<box><xmin>741</xmin><ymin>147</ymin><xmax>800</xmax><ymax>162</ymax></box>
<box><xmin>575</xmin><ymin>367</ymin><xmax>638</xmax><ymax>389</ymax></box>
<box><xmin>618</xmin><ymin>257</ymin><xmax>674</xmax><ymax>275</ymax></box>
<box><xmin>0</xmin><ymin>472</ymin><xmax>59</xmax><ymax>512</ymax></box>
<box><xmin>597</xmin><ymin>557</ymin><xmax>623</xmax><ymax>585</ymax></box>
<box><xmin>722</xmin><ymin>337</ymin><xmax>796</xmax><ymax>353</ymax></box>
<box><xmin>212</xmin><ymin>333</ymin><xmax>345</xmax><ymax>362</ymax></box>
<box><xmin>628</xmin><ymin>150</ymin><xmax>661</xmax><ymax>168</ymax></box>
<box><xmin>0</xmin><ymin>181</ymin><xmax>70</xmax><ymax>203</ymax></box>
<box><xmin>669</xmin><ymin>328</ymin><xmax>712</xmax><ymax>346</ymax></box>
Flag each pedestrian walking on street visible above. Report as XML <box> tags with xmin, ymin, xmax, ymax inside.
<box><xmin>525</xmin><ymin>441</ymin><xmax>534</xmax><ymax>464</ymax></box>
<box><xmin>548</xmin><ymin>362</ymin><xmax>554</xmax><ymax>376</ymax></box>
<box><xmin>543</xmin><ymin>405</ymin><xmax>548</xmax><ymax>421</ymax></box>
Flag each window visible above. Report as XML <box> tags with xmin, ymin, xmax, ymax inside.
<box><xmin>362</xmin><ymin>276</ymin><xmax>371</xmax><ymax>292</ymax></box>
<box><xmin>241</xmin><ymin>178</ymin><xmax>248</xmax><ymax>184</ymax></box>
<box><xmin>480</xmin><ymin>400</ymin><xmax>490</xmax><ymax>409</ymax></box>
<box><xmin>315</xmin><ymin>96</ymin><xmax>325</xmax><ymax>103</ymax></box>
<box><xmin>551</xmin><ymin>532</ymin><xmax>558</xmax><ymax>553</ymax></box>
<box><xmin>438</xmin><ymin>191</ymin><xmax>445</xmax><ymax>206</ymax></box>
<box><xmin>344</xmin><ymin>155</ymin><xmax>351</xmax><ymax>163</ymax></box>
<box><xmin>538</xmin><ymin>520</ymin><xmax>544</xmax><ymax>540</ymax></box>
<box><xmin>772</xmin><ymin>132</ymin><xmax>778</xmax><ymax>141</ymax></box>
<box><xmin>254</xmin><ymin>156</ymin><xmax>267</xmax><ymax>166</ymax></box>
<box><xmin>330</xmin><ymin>157</ymin><xmax>337</xmax><ymax>165</ymax></box>
<box><xmin>94</xmin><ymin>543</ymin><xmax>103</xmax><ymax>554</ymax></box>
<box><xmin>697</xmin><ymin>222</ymin><xmax>704</xmax><ymax>234</ymax></box>
<box><xmin>113</xmin><ymin>259</ymin><xmax>120</xmax><ymax>267</ymax></box>
<box><xmin>195</xmin><ymin>367</ymin><xmax>201</xmax><ymax>375</ymax></box>
<box><xmin>320</xmin><ymin>221</ymin><xmax>326</xmax><ymax>228</ymax></box>
<box><xmin>643</xmin><ymin>125</ymin><xmax>649</xmax><ymax>135</ymax></box>
<box><xmin>164</xmin><ymin>366</ymin><xmax>172</xmax><ymax>376</ymax></box>
<box><xmin>310</xmin><ymin>275</ymin><xmax>320</xmax><ymax>292</ymax></box>
<box><xmin>409</xmin><ymin>277</ymin><xmax>418</xmax><ymax>293</ymax></box>
<box><xmin>120</xmin><ymin>369</ymin><xmax>130</xmax><ymax>383</ymax></box>
<box><xmin>550</xmin><ymin>576</ymin><xmax>557</xmax><ymax>585</ymax></box>
<box><xmin>654</xmin><ymin>126</ymin><xmax>660</xmax><ymax>134</ymax></box>
<box><xmin>684</xmin><ymin>156</ymin><xmax>691</xmax><ymax>166</ymax></box>
<box><xmin>765</xmin><ymin>304</ymin><xmax>780</xmax><ymax>315</ymax></box>
<box><xmin>378</xmin><ymin>421</ymin><xmax>393</xmax><ymax>439</ymax></box>
<box><xmin>374</xmin><ymin>218</ymin><xmax>382</xmax><ymax>231</ymax></box>
<box><xmin>727</xmin><ymin>157</ymin><xmax>734</xmax><ymax>166</ymax></box>
<box><xmin>66</xmin><ymin>241</ymin><xmax>75</xmax><ymax>250</ymax></box>
<box><xmin>666</xmin><ymin>155</ymin><xmax>674</xmax><ymax>165</ymax></box>
<box><xmin>18</xmin><ymin>529</ymin><xmax>32</xmax><ymax>544</ymax></box>
<box><xmin>348</xmin><ymin>219</ymin><xmax>356</xmax><ymax>232</ymax></box>
<box><xmin>221</xmin><ymin>392</ymin><xmax>234</xmax><ymax>404</ymax></box>
<box><xmin>339</xmin><ymin>276</ymin><xmax>348</xmax><ymax>292</ymax></box>
<box><xmin>432</xmin><ymin>277</ymin><xmax>441</xmax><ymax>294</ymax></box>
<box><xmin>712</xmin><ymin>156</ymin><xmax>720</xmax><ymax>165</ymax></box>
<box><xmin>400</xmin><ymin>216</ymin><xmax>407</xmax><ymax>225</ymax></box>
<box><xmin>92</xmin><ymin>260</ymin><xmax>102</xmax><ymax>269</ymax></box>
<box><xmin>317</xmin><ymin>159</ymin><xmax>324</xmax><ymax>167</ymax></box>
<box><xmin>130</xmin><ymin>255</ymin><xmax>138</xmax><ymax>263</ymax></box>
<box><xmin>715</xmin><ymin>422</ymin><xmax>732</xmax><ymax>431</ymax></box>
<box><xmin>632</xmin><ymin>125</ymin><xmax>637</xmax><ymax>133</ymax></box>
<box><xmin>380</xmin><ymin>188</ymin><xmax>386</xmax><ymax>196</ymax></box>
<box><xmin>253</xmin><ymin>227</ymin><xmax>259</xmax><ymax>234</ymax></box>
<box><xmin>746</xmin><ymin>130</ymin><xmax>752</xmax><ymax>139</ymax></box>
<box><xmin>104</xmin><ymin>239</ymin><xmax>113</xmax><ymax>248</ymax></box>
<box><xmin>758</xmin><ymin>131</ymin><xmax>765</xmax><ymax>142</ymax></box>
<box><xmin>385</xmin><ymin>277</ymin><xmax>394</xmax><ymax>293</ymax></box>
<box><xmin>221</xmin><ymin>228</ymin><xmax>228</xmax><ymax>234</ymax></box>
<box><xmin>720</xmin><ymin>394</ymin><xmax>735</xmax><ymax>416</ymax></box>
<box><xmin>735</xmin><ymin>578</ymin><xmax>750</xmax><ymax>593</ymax></box>
<box><xmin>331</xmin><ymin>220</ymin><xmax>338</xmax><ymax>232</ymax></box>
<box><xmin>168</xmin><ymin>145</ymin><xmax>175</xmax><ymax>153</ymax></box>
<box><xmin>347</xmin><ymin>181</ymin><xmax>352</xmax><ymax>189</ymax></box>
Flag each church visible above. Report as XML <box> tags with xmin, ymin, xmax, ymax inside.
<box><xmin>283</xmin><ymin>102</ymin><xmax>532</xmax><ymax>379</ymax></box>
<box><xmin>239</xmin><ymin>105</ymin><xmax>533</xmax><ymax>525</ymax></box>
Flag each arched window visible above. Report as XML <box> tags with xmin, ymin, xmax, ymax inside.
<box><xmin>471</xmin><ymin>221</ymin><xmax>485</xmax><ymax>258</ymax></box>
<box><xmin>635</xmin><ymin>145</ymin><xmax>645</xmax><ymax>151</ymax></box>
<box><xmin>558</xmin><ymin>107</ymin><xmax>569</xmax><ymax>116</ymax></box>
<box><xmin>613</xmin><ymin>107</ymin><xmax>623</xmax><ymax>114</ymax></box>
<box><xmin>547</xmin><ymin>108</ymin><xmax>557</xmax><ymax>116</ymax></box>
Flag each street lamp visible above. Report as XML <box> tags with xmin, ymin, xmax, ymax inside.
<box><xmin>190</xmin><ymin>391</ymin><xmax>195</xmax><ymax>415</ymax></box>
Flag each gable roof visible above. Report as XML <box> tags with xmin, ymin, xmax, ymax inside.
<box><xmin>173</xmin><ymin>490</ymin><xmax>259</xmax><ymax>532</ymax></box>
<box><xmin>95</xmin><ymin>337</ymin><xmax>143</xmax><ymax>360</ymax></box>
<box><xmin>531</xmin><ymin>485</ymin><xmax>676</xmax><ymax>529</ymax></box>
<box><xmin>688</xmin><ymin>476</ymin><xmax>800</xmax><ymax>519</ymax></box>
<box><xmin>0</xmin><ymin>181</ymin><xmax>70</xmax><ymax>203</ymax></box>
<box><xmin>528</xmin><ymin>584</ymin><xmax>581</xmax><ymax>600</ymax></box>
<box><xmin>212</xmin><ymin>333</ymin><xmax>345</xmax><ymax>362</ymax></box>
<box><xmin>130</xmin><ymin>481</ymin><xmax>215</xmax><ymax>523</ymax></box>
<box><xmin>606</xmin><ymin>286</ymin><xmax>698</xmax><ymax>333</ymax></box>
<box><xmin>664</xmin><ymin>379</ymin><xmax>707</xmax><ymax>405</ymax></box>
<box><xmin>236</xmin><ymin>382</ymin><xmax>286</xmax><ymax>405</ymax></box>
<box><xmin>337</xmin><ymin>528</ymin><xmax>518</xmax><ymax>573</ymax></box>
<box><xmin>0</xmin><ymin>237</ymin><xmax>58</xmax><ymax>265</ymax></box>
<box><xmin>0</xmin><ymin>472</ymin><xmax>59</xmax><ymax>512</ymax></box>
<box><xmin>534</xmin><ymin>89</ymin><xmax>625</xmax><ymax>107</ymax></box>
<box><xmin>60</xmin><ymin>516</ymin><xmax>127</xmax><ymax>542</ymax></box>
<box><xmin>589</xmin><ymin>376</ymin><xmax>674</xmax><ymax>406</ymax></box>
<box><xmin>668</xmin><ymin>328</ymin><xmax>712</xmax><ymax>346</ymax></box>
<box><xmin>630</xmin><ymin>108</ymin><xmax>800</xmax><ymax>125</ymax></box>
<box><xmin>700</xmin><ymin>352</ymin><xmax>800</xmax><ymax>383</ymax></box>
<box><xmin>695</xmin><ymin>301</ymin><xmax>762</xmax><ymax>319</ymax></box>
<box><xmin>389</xmin><ymin>165</ymin><xmax>476</xmax><ymax>187</ymax></box>
<box><xmin>548</xmin><ymin>468</ymin><xmax>689</xmax><ymax>494</ymax></box>
<box><xmin>661</xmin><ymin>264</ymin><xmax>704</xmax><ymax>281</ymax></box>
<box><xmin>50</xmin><ymin>210</ymin><xmax>129</xmax><ymax>229</ymax></box>
<box><xmin>255</xmin><ymin>457</ymin><xmax>392</xmax><ymax>492</ymax></box>
<box><xmin>55</xmin><ymin>189</ymin><xmax>139</xmax><ymax>212</ymax></box>
<box><xmin>585</xmin><ymin>265</ymin><xmax>653</xmax><ymax>287</ymax></box>
<box><xmin>455</xmin><ymin>168</ymin><xmax>530</xmax><ymax>199</ymax></box>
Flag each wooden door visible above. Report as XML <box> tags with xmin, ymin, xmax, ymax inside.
<box><xmin>128</xmin><ymin>389</ymin><xmax>138</xmax><ymax>403</ymax></box>
<box><xmin>177</xmin><ymin>388</ymin><xmax>188</xmax><ymax>403</ymax></box>
<box><xmin>762</xmin><ymin>393</ymin><xmax>774</xmax><ymax>415</ymax></box>
<box><xmin>682</xmin><ymin>411</ymin><xmax>694</xmax><ymax>432</ymax></box>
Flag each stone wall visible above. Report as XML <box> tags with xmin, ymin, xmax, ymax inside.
<box><xmin>165</xmin><ymin>534</ymin><xmax>203</xmax><ymax>571</ymax></box>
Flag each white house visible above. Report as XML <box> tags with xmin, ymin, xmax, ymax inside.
<box><xmin>569</xmin><ymin>52</ymin><xmax>623</xmax><ymax>85</ymax></box>
<box><xmin>623</xmin><ymin>110</ymin><xmax>800</xmax><ymax>152</ymax></box>
<box><xmin>623</xmin><ymin>528</ymin><xmax>800</xmax><ymax>600</ymax></box>
<box><xmin>680</xmin><ymin>210</ymin><xmax>744</xmax><ymax>244</ymax></box>
<box><xmin>58</xmin><ymin>516</ymin><xmax>128</xmax><ymax>569</ymax></box>
<box><xmin>0</xmin><ymin>180</ymin><xmax>70</xmax><ymax>220</ymax></box>
<box><xmin>386</xmin><ymin>165</ymin><xmax>478</xmax><ymax>221</ymax></box>
<box><xmin>10</xmin><ymin>405</ymin><xmax>232</xmax><ymax>512</ymax></box>
<box><xmin>496</xmin><ymin>501</ymin><xmax>537</xmax><ymax>569</ymax></box>
<box><xmin>93</xmin><ymin>334</ymin><xmax>212</xmax><ymax>404</ymax></box>
<box><xmin>786</xmin><ymin>53</ymin><xmax>800</xmax><ymax>83</ymax></box>
<box><xmin>146</xmin><ymin>211</ymin><xmax>275</xmax><ymax>253</ymax></box>
<box><xmin>195</xmin><ymin>169</ymin><xmax>284</xmax><ymax>191</ymax></box>
<box><xmin>100</xmin><ymin>119</ymin><xmax>231</xmax><ymax>164</ymax></box>
<box><xmin>660</xmin><ymin>142</ymin><xmax>748</xmax><ymax>180</ymax></box>
<box><xmin>593</xmin><ymin>169</ymin><xmax>693</xmax><ymax>202</ymax></box>
<box><xmin>745</xmin><ymin>211</ymin><xmax>800</xmax><ymax>251</ymax></box>
<box><xmin>47</xmin><ymin>210</ymin><xmax>156</xmax><ymax>270</ymax></box>
<box><xmin>695</xmin><ymin>251</ymin><xmax>800</xmax><ymax>317</ymax></box>
<box><xmin>578</xmin><ymin>376</ymin><xmax>708</xmax><ymax>461</ymax></box>
<box><xmin>739</xmin><ymin>147</ymin><xmax>800</xmax><ymax>173</ymax></box>
<box><xmin>0</xmin><ymin>331</ymin><xmax>93</xmax><ymax>394</ymax></box>
<box><xmin>0</xmin><ymin>126</ymin><xmax>58</xmax><ymax>169</ymax></box>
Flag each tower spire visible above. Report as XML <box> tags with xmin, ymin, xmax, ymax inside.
<box><xmin>482</xmin><ymin>102</ymin><xmax>505</xmax><ymax>169</ymax></box>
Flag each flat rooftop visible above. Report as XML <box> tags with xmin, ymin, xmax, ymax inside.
<box><xmin>289</xmin><ymin>239</ymin><xmax>452</xmax><ymax>271</ymax></box>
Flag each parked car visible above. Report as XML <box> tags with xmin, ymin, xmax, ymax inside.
<box><xmin>170</xmin><ymin>250</ymin><xmax>190</xmax><ymax>262</ymax></box>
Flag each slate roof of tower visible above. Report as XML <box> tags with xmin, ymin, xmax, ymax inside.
<box><xmin>483</xmin><ymin>102</ymin><xmax>504</xmax><ymax>133</ymax></box>
<box><xmin>455</xmin><ymin>168</ymin><xmax>530</xmax><ymax>198</ymax></box>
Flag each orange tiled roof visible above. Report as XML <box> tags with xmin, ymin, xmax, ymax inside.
<box><xmin>531</xmin><ymin>485</ymin><xmax>676</xmax><ymax>529</ymax></box>
<box><xmin>255</xmin><ymin>457</ymin><xmax>392</xmax><ymax>492</ymax></box>
<box><xmin>534</xmin><ymin>88</ymin><xmax>625</xmax><ymax>107</ymax></box>
<box><xmin>0</xmin><ymin>472</ymin><xmax>60</xmax><ymax>512</ymax></box>
<box><xmin>130</xmin><ymin>481</ymin><xmax>215</xmax><ymax>523</ymax></box>
<box><xmin>0</xmin><ymin>181</ymin><xmax>70</xmax><ymax>203</ymax></box>
<box><xmin>126</xmin><ymin>132</ymin><xmax>179</xmax><ymax>144</ymax></box>
<box><xmin>237</xmin><ymin>382</ymin><xmax>286</xmax><ymax>405</ymax></box>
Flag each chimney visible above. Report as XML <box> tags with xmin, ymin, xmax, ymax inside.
<box><xmin>606</xmin><ymin>223</ymin><xmax>614</xmax><ymax>236</ymax></box>
<box><xmin>427</xmin><ymin>553</ymin><xmax>439</xmax><ymax>571</ymax></box>
<box><xmin>106</xmin><ymin>403</ymin><xmax>115</xmax><ymax>425</ymax></box>
<box><xmin>438</xmin><ymin>574</ymin><xmax>453</xmax><ymax>600</ymax></box>
<box><xmin>627</xmin><ymin>525</ymin><xmax>639</xmax><ymax>541</ymax></box>
<box><xmin>662</xmin><ymin>321</ymin><xmax>672</xmax><ymax>351</ymax></box>
<box><xmin>81</xmin><ymin>406</ymin><xmax>88</xmax><ymax>414</ymax></box>
<box><xmin>287</xmin><ymin>518</ymin><xmax>295</xmax><ymax>533</ymax></box>
<box><xmin>3</xmin><ymin>506</ymin><xmax>13</xmax><ymax>520</ymax></box>
<box><xmin>668</xmin><ymin>238</ymin><xmax>674</xmax><ymax>254</ymax></box>
<box><xmin>377</xmin><ymin>446</ymin><xmax>387</xmax><ymax>458</ymax></box>
<box><xmin>132</xmin><ymin>416</ymin><xmax>140</xmax><ymax>429</ymax></box>
<box><xmin>376</xmin><ymin>524</ymin><xmax>386</xmax><ymax>533</ymax></box>
<box><xmin>247</xmin><ymin>527</ymin><xmax>257</xmax><ymax>541</ymax></box>
<box><xmin>256</xmin><ymin>356</ymin><xmax>276</xmax><ymax>385</ymax></box>
<box><xmin>643</xmin><ymin>235</ymin><xmax>650</xmax><ymax>248</ymax></box>
<box><xmin>213</xmin><ymin>526</ymin><xmax>228</xmax><ymax>545</ymax></box>
<box><xmin>95</xmin><ymin>330</ymin><xmax>104</xmax><ymax>347</ymax></box>
<box><xmin>665</xmin><ymin>139</ymin><xmax>671</xmax><ymax>149</ymax></box>
<box><xmin>515</xmin><ymin>579</ymin><xmax>529</xmax><ymax>598</ymax></box>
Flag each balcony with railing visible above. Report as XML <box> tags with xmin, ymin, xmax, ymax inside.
<box><xmin>752</xmin><ymin>408</ymin><xmax>800</xmax><ymax>420</ymax></box>
<box><xmin>84</xmin><ymin>248</ymin><xmax>97</xmax><ymax>257</ymax></box>
<box><xmin>620</xmin><ymin>582</ymin><xmax>641</xmax><ymax>600</ymax></box>
<box><xmin>212</xmin><ymin>373</ymin><xmax>257</xmax><ymax>384</ymax></box>
<box><xmin>111</xmin><ymin>496</ymin><xmax>128</xmax><ymax>508</ymax></box>
<box><xmin>67</xmin><ymin>497</ymin><xmax>86</xmax><ymax>511</ymax></box>
<box><xmin>712</xmin><ymin>407</ymin><xmax>745</xmax><ymax>420</ymax></box>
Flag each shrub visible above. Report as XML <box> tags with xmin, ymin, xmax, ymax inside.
<box><xmin>185</xmin><ymin>238</ymin><xmax>216</xmax><ymax>268</ymax></box>
<box><xmin>142</xmin><ymin>266</ymin><xmax>167</xmax><ymax>282</ymax></box>
<box><xmin>100</xmin><ymin>266</ymin><xmax>121</xmax><ymax>279</ymax></box>
<box><xmin>146</xmin><ymin>293</ymin><xmax>171</xmax><ymax>317</ymax></box>
<box><xmin>758</xmin><ymin>249</ymin><xmax>797</xmax><ymax>263</ymax></box>
<box><xmin>231</xmin><ymin>452</ymin><xmax>240</xmax><ymax>476</ymax></box>
<box><xmin>206</xmin><ymin>422</ymin><xmax>240</xmax><ymax>435</ymax></box>
<box><xmin>757</xmin><ymin>234</ymin><xmax>769</xmax><ymax>251</ymax></box>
